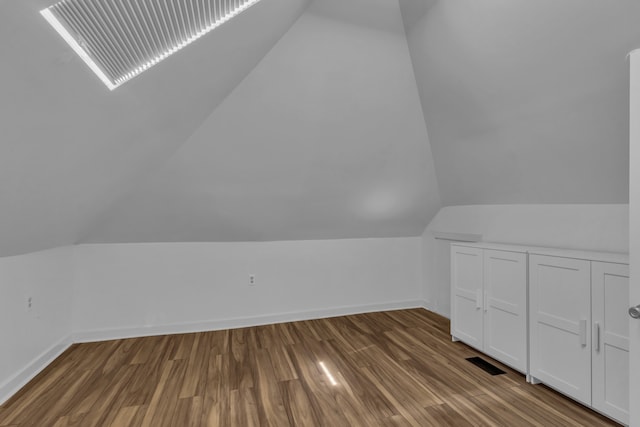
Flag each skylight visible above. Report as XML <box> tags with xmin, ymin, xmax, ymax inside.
<box><xmin>41</xmin><ymin>0</ymin><xmax>262</xmax><ymax>90</ymax></box>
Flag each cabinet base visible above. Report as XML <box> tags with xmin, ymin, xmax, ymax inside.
<box><xmin>527</xmin><ymin>375</ymin><xmax>542</xmax><ymax>385</ymax></box>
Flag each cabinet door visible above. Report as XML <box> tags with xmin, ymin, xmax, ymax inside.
<box><xmin>529</xmin><ymin>255</ymin><xmax>591</xmax><ymax>405</ymax></box>
<box><xmin>483</xmin><ymin>250</ymin><xmax>527</xmax><ymax>373</ymax></box>
<box><xmin>450</xmin><ymin>245</ymin><xmax>483</xmax><ymax>350</ymax></box>
<box><xmin>592</xmin><ymin>262</ymin><xmax>629</xmax><ymax>425</ymax></box>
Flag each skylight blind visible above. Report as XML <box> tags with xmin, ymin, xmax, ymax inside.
<box><xmin>41</xmin><ymin>0</ymin><xmax>260</xmax><ymax>90</ymax></box>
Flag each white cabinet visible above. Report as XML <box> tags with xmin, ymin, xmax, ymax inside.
<box><xmin>483</xmin><ymin>249</ymin><xmax>528</xmax><ymax>373</ymax></box>
<box><xmin>451</xmin><ymin>243</ymin><xmax>629</xmax><ymax>424</ymax></box>
<box><xmin>529</xmin><ymin>252</ymin><xmax>629</xmax><ymax>425</ymax></box>
<box><xmin>451</xmin><ymin>245</ymin><xmax>484</xmax><ymax>350</ymax></box>
<box><xmin>592</xmin><ymin>262</ymin><xmax>630</xmax><ymax>425</ymax></box>
<box><xmin>529</xmin><ymin>255</ymin><xmax>592</xmax><ymax>405</ymax></box>
<box><xmin>451</xmin><ymin>243</ymin><xmax>527</xmax><ymax>373</ymax></box>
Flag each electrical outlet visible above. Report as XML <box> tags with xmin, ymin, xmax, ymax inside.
<box><xmin>249</xmin><ymin>274</ymin><xmax>256</xmax><ymax>286</ymax></box>
<box><xmin>27</xmin><ymin>296</ymin><xmax>32</xmax><ymax>310</ymax></box>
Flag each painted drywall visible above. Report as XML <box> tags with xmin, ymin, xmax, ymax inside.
<box><xmin>0</xmin><ymin>236</ymin><xmax>422</xmax><ymax>404</ymax></box>
<box><xmin>0</xmin><ymin>246</ymin><xmax>74</xmax><ymax>403</ymax></box>
<box><xmin>400</xmin><ymin>0</ymin><xmax>640</xmax><ymax>205</ymax></box>
<box><xmin>83</xmin><ymin>0</ymin><xmax>440</xmax><ymax>244</ymax></box>
<box><xmin>0</xmin><ymin>0</ymin><xmax>310</xmax><ymax>257</ymax></box>
<box><xmin>628</xmin><ymin>50</ymin><xmax>640</xmax><ymax>427</ymax></box>
<box><xmin>72</xmin><ymin>238</ymin><xmax>423</xmax><ymax>340</ymax></box>
<box><xmin>422</xmin><ymin>204</ymin><xmax>629</xmax><ymax>317</ymax></box>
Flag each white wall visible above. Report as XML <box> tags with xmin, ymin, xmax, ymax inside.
<box><xmin>72</xmin><ymin>238</ymin><xmax>423</xmax><ymax>340</ymax></box>
<box><xmin>422</xmin><ymin>204</ymin><xmax>629</xmax><ymax>317</ymax></box>
<box><xmin>628</xmin><ymin>49</ymin><xmax>640</xmax><ymax>427</ymax></box>
<box><xmin>0</xmin><ymin>246</ymin><xmax>74</xmax><ymax>403</ymax></box>
<box><xmin>0</xmin><ymin>237</ymin><xmax>422</xmax><ymax>405</ymax></box>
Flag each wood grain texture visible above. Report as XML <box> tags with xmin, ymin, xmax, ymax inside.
<box><xmin>0</xmin><ymin>309</ymin><xmax>617</xmax><ymax>426</ymax></box>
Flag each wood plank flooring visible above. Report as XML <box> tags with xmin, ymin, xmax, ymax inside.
<box><xmin>0</xmin><ymin>309</ymin><xmax>617</xmax><ymax>426</ymax></box>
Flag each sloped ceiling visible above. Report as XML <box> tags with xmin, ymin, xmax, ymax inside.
<box><xmin>2</xmin><ymin>0</ymin><xmax>638</xmax><ymax>255</ymax></box>
<box><xmin>82</xmin><ymin>0</ymin><xmax>440</xmax><ymax>243</ymax></box>
<box><xmin>400</xmin><ymin>0</ymin><xmax>640</xmax><ymax>205</ymax></box>
<box><xmin>0</xmin><ymin>0</ymin><xmax>311</xmax><ymax>256</ymax></box>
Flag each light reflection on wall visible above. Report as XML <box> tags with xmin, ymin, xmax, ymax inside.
<box><xmin>356</xmin><ymin>188</ymin><xmax>411</xmax><ymax>220</ymax></box>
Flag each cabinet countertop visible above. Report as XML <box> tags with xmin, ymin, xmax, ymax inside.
<box><xmin>451</xmin><ymin>241</ymin><xmax>628</xmax><ymax>265</ymax></box>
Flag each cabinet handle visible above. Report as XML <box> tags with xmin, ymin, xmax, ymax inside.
<box><xmin>579</xmin><ymin>319</ymin><xmax>587</xmax><ymax>347</ymax></box>
<box><xmin>484</xmin><ymin>291</ymin><xmax>488</xmax><ymax>313</ymax></box>
<box><xmin>476</xmin><ymin>289</ymin><xmax>482</xmax><ymax>310</ymax></box>
<box><xmin>593</xmin><ymin>322</ymin><xmax>600</xmax><ymax>352</ymax></box>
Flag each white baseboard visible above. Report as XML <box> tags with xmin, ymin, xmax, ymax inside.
<box><xmin>73</xmin><ymin>299</ymin><xmax>426</xmax><ymax>343</ymax></box>
<box><xmin>1</xmin><ymin>300</ymin><xmax>433</xmax><ymax>405</ymax></box>
<box><xmin>0</xmin><ymin>336</ymin><xmax>73</xmax><ymax>405</ymax></box>
<box><xmin>431</xmin><ymin>306</ymin><xmax>451</xmax><ymax>319</ymax></box>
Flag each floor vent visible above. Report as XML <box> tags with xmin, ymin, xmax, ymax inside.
<box><xmin>41</xmin><ymin>0</ymin><xmax>262</xmax><ymax>90</ymax></box>
<box><xmin>465</xmin><ymin>357</ymin><xmax>506</xmax><ymax>376</ymax></box>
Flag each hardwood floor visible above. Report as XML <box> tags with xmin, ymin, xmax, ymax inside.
<box><xmin>0</xmin><ymin>309</ymin><xmax>616</xmax><ymax>426</ymax></box>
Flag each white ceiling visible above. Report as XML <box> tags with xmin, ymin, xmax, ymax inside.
<box><xmin>0</xmin><ymin>0</ymin><xmax>310</xmax><ymax>255</ymax></box>
<box><xmin>401</xmin><ymin>0</ymin><xmax>640</xmax><ymax>205</ymax></box>
<box><xmin>83</xmin><ymin>0</ymin><xmax>440</xmax><ymax>243</ymax></box>
<box><xmin>1</xmin><ymin>0</ymin><xmax>638</xmax><ymax>255</ymax></box>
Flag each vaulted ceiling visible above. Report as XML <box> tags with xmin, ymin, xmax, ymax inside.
<box><xmin>1</xmin><ymin>0</ymin><xmax>638</xmax><ymax>256</ymax></box>
<box><xmin>401</xmin><ymin>0</ymin><xmax>640</xmax><ymax>205</ymax></box>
